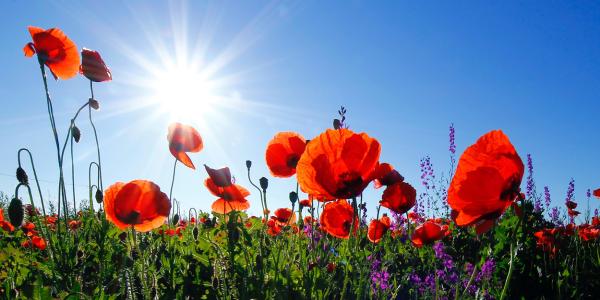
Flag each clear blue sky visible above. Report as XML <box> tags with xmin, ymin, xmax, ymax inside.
<box><xmin>1</xmin><ymin>1</ymin><xmax>599</xmax><ymax>220</ymax></box>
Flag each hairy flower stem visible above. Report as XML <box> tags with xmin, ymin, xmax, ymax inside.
<box><xmin>18</xmin><ymin>148</ymin><xmax>47</xmax><ymax>217</ymax></box>
<box><xmin>89</xmin><ymin>162</ymin><xmax>100</xmax><ymax>213</ymax></box>
<box><xmin>168</xmin><ymin>158</ymin><xmax>178</xmax><ymax>224</ymax></box>
<box><xmin>89</xmin><ymin>81</ymin><xmax>104</xmax><ymax>193</ymax></box>
<box><xmin>500</xmin><ymin>243</ymin><xmax>516</xmax><ymax>300</ymax></box>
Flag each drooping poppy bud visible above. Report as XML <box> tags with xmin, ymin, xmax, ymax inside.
<box><xmin>289</xmin><ymin>191</ymin><xmax>298</xmax><ymax>205</ymax></box>
<box><xmin>8</xmin><ymin>198</ymin><xmax>24</xmax><ymax>227</ymax></box>
<box><xmin>259</xmin><ymin>177</ymin><xmax>269</xmax><ymax>191</ymax></box>
<box><xmin>89</xmin><ymin>98</ymin><xmax>100</xmax><ymax>110</ymax></box>
<box><xmin>172</xmin><ymin>214</ymin><xmax>180</xmax><ymax>226</ymax></box>
<box><xmin>71</xmin><ymin>125</ymin><xmax>81</xmax><ymax>143</ymax></box>
<box><xmin>95</xmin><ymin>189</ymin><xmax>104</xmax><ymax>203</ymax></box>
<box><xmin>193</xmin><ymin>227</ymin><xmax>199</xmax><ymax>240</ymax></box>
<box><xmin>16</xmin><ymin>167</ymin><xmax>28</xmax><ymax>185</ymax></box>
<box><xmin>333</xmin><ymin>119</ymin><xmax>342</xmax><ymax>129</ymax></box>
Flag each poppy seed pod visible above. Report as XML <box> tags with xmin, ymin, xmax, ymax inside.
<box><xmin>259</xmin><ymin>177</ymin><xmax>269</xmax><ymax>191</ymax></box>
<box><xmin>246</xmin><ymin>160</ymin><xmax>252</xmax><ymax>169</ymax></box>
<box><xmin>289</xmin><ymin>191</ymin><xmax>298</xmax><ymax>204</ymax></box>
<box><xmin>95</xmin><ymin>189</ymin><xmax>103</xmax><ymax>203</ymax></box>
<box><xmin>89</xmin><ymin>98</ymin><xmax>100</xmax><ymax>110</ymax></box>
<box><xmin>16</xmin><ymin>167</ymin><xmax>28</xmax><ymax>185</ymax></box>
<box><xmin>71</xmin><ymin>125</ymin><xmax>81</xmax><ymax>143</ymax></box>
<box><xmin>8</xmin><ymin>198</ymin><xmax>24</xmax><ymax>227</ymax></box>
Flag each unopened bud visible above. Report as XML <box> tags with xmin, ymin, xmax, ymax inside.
<box><xmin>16</xmin><ymin>167</ymin><xmax>28</xmax><ymax>185</ymax></box>
<box><xmin>246</xmin><ymin>160</ymin><xmax>252</xmax><ymax>169</ymax></box>
<box><xmin>289</xmin><ymin>191</ymin><xmax>298</xmax><ymax>204</ymax></box>
<box><xmin>89</xmin><ymin>98</ymin><xmax>100</xmax><ymax>110</ymax></box>
<box><xmin>259</xmin><ymin>177</ymin><xmax>269</xmax><ymax>191</ymax></box>
<box><xmin>71</xmin><ymin>125</ymin><xmax>81</xmax><ymax>143</ymax></box>
<box><xmin>8</xmin><ymin>198</ymin><xmax>24</xmax><ymax>227</ymax></box>
<box><xmin>95</xmin><ymin>190</ymin><xmax>103</xmax><ymax>203</ymax></box>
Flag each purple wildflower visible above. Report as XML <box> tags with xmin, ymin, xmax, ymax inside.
<box><xmin>550</xmin><ymin>207</ymin><xmax>562</xmax><ymax>226</ymax></box>
<box><xmin>587</xmin><ymin>189</ymin><xmax>592</xmax><ymax>198</ymax></box>
<box><xmin>544</xmin><ymin>186</ymin><xmax>551</xmax><ymax>210</ymax></box>
<box><xmin>565</xmin><ymin>179</ymin><xmax>575</xmax><ymax>203</ymax></box>
<box><xmin>368</xmin><ymin>255</ymin><xmax>390</xmax><ymax>293</ymax></box>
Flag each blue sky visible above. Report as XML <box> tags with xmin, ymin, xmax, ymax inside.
<box><xmin>1</xmin><ymin>1</ymin><xmax>599</xmax><ymax>220</ymax></box>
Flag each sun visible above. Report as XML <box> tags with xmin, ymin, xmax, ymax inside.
<box><xmin>151</xmin><ymin>64</ymin><xmax>217</xmax><ymax>121</ymax></box>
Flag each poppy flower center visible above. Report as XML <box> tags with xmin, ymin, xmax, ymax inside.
<box><xmin>500</xmin><ymin>177</ymin><xmax>522</xmax><ymax>202</ymax></box>
<box><xmin>335</xmin><ymin>172</ymin><xmax>364</xmax><ymax>198</ymax></box>
<box><xmin>117</xmin><ymin>210</ymin><xmax>142</xmax><ymax>225</ymax></box>
<box><xmin>286</xmin><ymin>154</ymin><xmax>300</xmax><ymax>168</ymax></box>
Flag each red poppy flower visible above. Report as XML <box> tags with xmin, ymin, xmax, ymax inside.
<box><xmin>380</xmin><ymin>182</ymin><xmax>416</xmax><ymax>214</ymax></box>
<box><xmin>411</xmin><ymin>221</ymin><xmax>449</xmax><ymax>247</ymax></box>
<box><xmin>299</xmin><ymin>199</ymin><xmax>312</xmax><ymax>207</ymax></box>
<box><xmin>367</xmin><ymin>215</ymin><xmax>392</xmax><ymax>244</ymax></box>
<box><xmin>0</xmin><ymin>209</ymin><xmax>14</xmax><ymax>232</ymax></box>
<box><xmin>567</xmin><ymin>208</ymin><xmax>580</xmax><ymax>218</ymax></box>
<box><xmin>68</xmin><ymin>220</ymin><xmax>82</xmax><ymax>230</ymax></box>
<box><xmin>448</xmin><ymin>130</ymin><xmax>524</xmax><ymax>234</ymax></box>
<box><xmin>320</xmin><ymin>199</ymin><xmax>358</xmax><ymax>239</ymax></box>
<box><xmin>80</xmin><ymin>48</ymin><xmax>112</xmax><ymax>82</ymax></box>
<box><xmin>326</xmin><ymin>262</ymin><xmax>336</xmax><ymax>273</ymax></box>
<box><xmin>565</xmin><ymin>200</ymin><xmax>577</xmax><ymax>210</ymax></box>
<box><xmin>23</xmin><ymin>236</ymin><xmax>47</xmax><ymax>251</ymax></box>
<box><xmin>594</xmin><ymin>188</ymin><xmax>600</xmax><ymax>199</ymax></box>
<box><xmin>103</xmin><ymin>180</ymin><xmax>171</xmax><ymax>232</ymax></box>
<box><xmin>373</xmin><ymin>163</ymin><xmax>404</xmax><ymax>189</ymax></box>
<box><xmin>534</xmin><ymin>228</ymin><xmax>558</xmax><ymax>256</ymax></box>
<box><xmin>167</xmin><ymin>123</ymin><xmax>203</xmax><ymax>169</ymax></box>
<box><xmin>204</xmin><ymin>165</ymin><xmax>250</xmax><ymax>214</ymax></box>
<box><xmin>592</xmin><ymin>216</ymin><xmax>600</xmax><ymax>227</ymax></box>
<box><xmin>266</xmin><ymin>132</ymin><xmax>306</xmax><ymax>177</ymax></box>
<box><xmin>23</xmin><ymin>26</ymin><xmax>80</xmax><ymax>80</ymax></box>
<box><xmin>563</xmin><ymin>223</ymin><xmax>576</xmax><ymax>236</ymax></box>
<box><xmin>579</xmin><ymin>227</ymin><xmax>600</xmax><ymax>241</ymax></box>
<box><xmin>297</xmin><ymin>129</ymin><xmax>381</xmax><ymax>200</ymax></box>
<box><xmin>266</xmin><ymin>218</ymin><xmax>282</xmax><ymax>236</ymax></box>
<box><xmin>273</xmin><ymin>208</ymin><xmax>297</xmax><ymax>226</ymax></box>
<box><xmin>304</xmin><ymin>216</ymin><xmax>315</xmax><ymax>224</ymax></box>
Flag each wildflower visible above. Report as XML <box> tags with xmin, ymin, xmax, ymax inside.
<box><xmin>23</xmin><ymin>26</ymin><xmax>80</xmax><ymax>79</ymax></box>
<box><xmin>167</xmin><ymin>123</ymin><xmax>203</xmax><ymax>169</ymax></box>
<box><xmin>380</xmin><ymin>181</ymin><xmax>416</xmax><ymax>214</ymax></box>
<box><xmin>299</xmin><ymin>199</ymin><xmax>311</xmax><ymax>207</ymax></box>
<box><xmin>448</xmin><ymin>130</ymin><xmax>524</xmax><ymax>234</ymax></box>
<box><xmin>273</xmin><ymin>208</ymin><xmax>296</xmax><ymax>226</ymax></box>
<box><xmin>373</xmin><ymin>163</ymin><xmax>404</xmax><ymax>189</ymax></box>
<box><xmin>68</xmin><ymin>220</ymin><xmax>82</xmax><ymax>230</ymax></box>
<box><xmin>534</xmin><ymin>228</ymin><xmax>559</xmax><ymax>256</ymax></box>
<box><xmin>0</xmin><ymin>209</ymin><xmax>15</xmax><ymax>232</ymax></box>
<box><xmin>320</xmin><ymin>199</ymin><xmax>358</xmax><ymax>239</ymax></box>
<box><xmin>103</xmin><ymin>180</ymin><xmax>171</xmax><ymax>232</ymax></box>
<box><xmin>265</xmin><ymin>132</ymin><xmax>306</xmax><ymax>177</ymax></box>
<box><xmin>80</xmin><ymin>48</ymin><xmax>112</xmax><ymax>82</ymax></box>
<box><xmin>326</xmin><ymin>262</ymin><xmax>336</xmax><ymax>273</ymax></box>
<box><xmin>579</xmin><ymin>227</ymin><xmax>600</xmax><ymax>241</ymax></box>
<box><xmin>411</xmin><ymin>221</ymin><xmax>449</xmax><ymax>247</ymax></box>
<box><xmin>22</xmin><ymin>236</ymin><xmax>47</xmax><ymax>251</ymax></box>
<box><xmin>297</xmin><ymin>128</ymin><xmax>381</xmax><ymax>200</ymax></box>
<box><xmin>204</xmin><ymin>165</ymin><xmax>250</xmax><ymax>214</ymax></box>
<box><xmin>419</xmin><ymin>156</ymin><xmax>435</xmax><ymax>190</ymax></box>
<box><xmin>367</xmin><ymin>214</ymin><xmax>391</xmax><ymax>243</ymax></box>
<box><xmin>266</xmin><ymin>218</ymin><xmax>282</xmax><ymax>236</ymax></box>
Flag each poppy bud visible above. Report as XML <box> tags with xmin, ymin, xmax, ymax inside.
<box><xmin>71</xmin><ymin>125</ymin><xmax>81</xmax><ymax>143</ymax></box>
<box><xmin>89</xmin><ymin>98</ymin><xmax>100</xmax><ymax>110</ymax></box>
<box><xmin>246</xmin><ymin>160</ymin><xmax>252</xmax><ymax>169</ymax></box>
<box><xmin>289</xmin><ymin>191</ymin><xmax>298</xmax><ymax>204</ymax></box>
<box><xmin>326</xmin><ymin>262</ymin><xmax>336</xmax><ymax>273</ymax></box>
<box><xmin>95</xmin><ymin>190</ymin><xmax>103</xmax><ymax>203</ymax></box>
<box><xmin>16</xmin><ymin>167</ymin><xmax>28</xmax><ymax>185</ymax></box>
<box><xmin>193</xmin><ymin>227</ymin><xmax>199</xmax><ymax>240</ymax></box>
<box><xmin>333</xmin><ymin>118</ymin><xmax>342</xmax><ymax>129</ymax></box>
<box><xmin>172</xmin><ymin>214</ymin><xmax>180</xmax><ymax>226</ymax></box>
<box><xmin>259</xmin><ymin>177</ymin><xmax>269</xmax><ymax>191</ymax></box>
<box><xmin>8</xmin><ymin>198</ymin><xmax>24</xmax><ymax>227</ymax></box>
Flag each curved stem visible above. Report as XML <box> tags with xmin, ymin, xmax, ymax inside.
<box><xmin>246</xmin><ymin>167</ymin><xmax>265</xmax><ymax>218</ymax></box>
<box><xmin>89</xmin><ymin>162</ymin><xmax>100</xmax><ymax>213</ymax></box>
<box><xmin>18</xmin><ymin>148</ymin><xmax>47</xmax><ymax>217</ymax></box>
<box><xmin>89</xmin><ymin>80</ymin><xmax>103</xmax><ymax>191</ymax></box>
<box><xmin>168</xmin><ymin>158</ymin><xmax>178</xmax><ymax>223</ymax></box>
<box><xmin>70</xmin><ymin>135</ymin><xmax>76</xmax><ymax>214</ymax></box>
